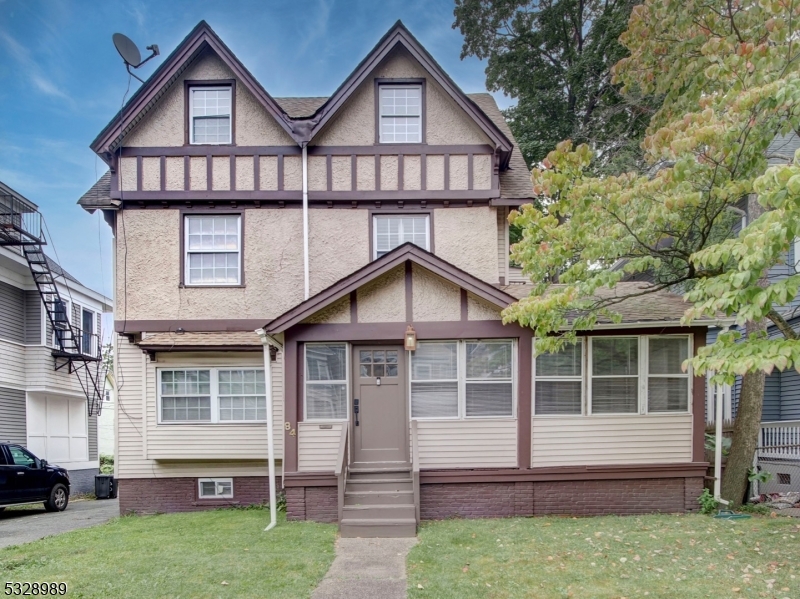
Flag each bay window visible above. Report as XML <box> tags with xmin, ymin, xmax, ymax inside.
<box><xmin>411</xmin><ymin>340</ymin><xmax>515</xmax><ymax>419</ymax></box>
<box><xmin>305</xmin><ymin>343</ymin><xmax>348</xmax><ymax>420</ymax></box>
<box><xmin>158</xmin><ymin>368</ymin><xmax>265</xmax><ymax>423</ymax></box>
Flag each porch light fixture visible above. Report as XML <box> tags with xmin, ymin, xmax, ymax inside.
<box><xmin>404</xmin><ymin>325</ymin><xmax>417</xmax><ymax>351</ymax></box>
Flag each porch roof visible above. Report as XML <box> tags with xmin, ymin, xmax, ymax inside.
<box><xmin>264</xmin><ymin>243</ymin><xmax>518</xmax><ymax>334</ymax></box>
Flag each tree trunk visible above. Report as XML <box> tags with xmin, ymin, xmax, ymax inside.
<box><xmin>720</xmin><ymin>193</ymin><xmax>767</xmax><ymax>508</ymax></box>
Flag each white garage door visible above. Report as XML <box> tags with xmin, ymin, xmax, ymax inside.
<box><xmin>27</xmin><ymin>395</ymin><xmax>88</xmax><ymax>465</ymax></box>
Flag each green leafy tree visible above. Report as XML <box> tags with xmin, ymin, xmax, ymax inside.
<box><xmin>453</xmin><ymin>0</ymin><xmax>652</xmax><ymax>171</ymax></box>
<box><xmin>504</xmin><ymin>0</ymin><xmax>800</xmax><ymax>507</ymax></box>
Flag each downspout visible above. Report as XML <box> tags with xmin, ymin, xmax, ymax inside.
<box><xmin>302</xmin><ymin>143</ymin><xmax>310</xmax><ymax>300</ymax></box>
<box><xmin>714</xmin><ymin>382</ymin><xmax>730</xmax><ymax>506</ymax></box>
<box><xmin>256</xmin><ymin>328</ymin><xmax>284</xmax><ymax>531</ymax></box>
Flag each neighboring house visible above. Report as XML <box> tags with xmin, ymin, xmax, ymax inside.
<box><xmin>79</xmin><ymin>20</ymin><xmax>717</xmax><ymax>534</ymax></box>
<box><xmin>0</xmin><ymin>182</ymin><xmax>113</xmax><ymax>493</ymax></box>
<box><xmin>98</xmin><ymin>384</ymin><xmax>115</xmax><ymax>457</ymax></box>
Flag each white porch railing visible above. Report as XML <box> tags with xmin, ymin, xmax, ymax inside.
<box><xmin>759</xmin><ymin>420</ymin><xmax>800</xmax><ymax>460</ymax></box>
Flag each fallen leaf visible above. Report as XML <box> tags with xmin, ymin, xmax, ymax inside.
<box><xmin>620</xmin><ymin>557</ymin><xmax>628</xmax><ymax>563</ymax></box>
<box><xmin>221</xmin><ymin>581</ymin><xmax>229</xmax><ymax>586</ymax></box>
<box><xmin>462</xmin><ymin>566</ymin><xmax>469</xmax><ymax>573</ymax></box>
<box><xmin>732</xmin><ymin>588</ymin><xmax>741</xmax><ymax>593</ymax></box>
<box><xmin>417</xmin><ymin>584</ymin><xmax>424</xmax><ymax>589</ymax></box>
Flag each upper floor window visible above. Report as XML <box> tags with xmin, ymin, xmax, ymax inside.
<box><xmin>373</xmin><ymin>214</ymin><xmax>429</xmax><ymax>259</ymax></box>
<box><xmin>379</xmin><ymin>85</ymin><xmax>422</xmax><ymax>143</ymax></box>
<box><xmin>190</xmin><ymin>86</ymin><xmax>232</xmax><ymax>144</ymax></box>
<box><xmin>184</xmin><ymin>215</ymin><xmax>241</xmax><ymax>286</ymax></box>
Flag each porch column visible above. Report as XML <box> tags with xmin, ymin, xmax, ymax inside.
<box><xmin>284</xmin><ymin>338</ymin><xmax>299</xmax><ymax>473</ymax></box>
<box><xmin>517</xmin><ymin>330</ymin><xmax>533</xmax><ymax>469</ymax></box>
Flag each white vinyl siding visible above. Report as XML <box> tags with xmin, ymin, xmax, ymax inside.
<box><xmin>379</xmin><ymin>85</ymin><xmax>422</xmax><ymax>143</ymax></box>
<box><xmin>534</xmin><ymin>340</ymin><xmax>583</xmax><ymax>415</ymax></box>
<box><xmin>184</xmin><ymin>215</ymin><xmax>241</xmax><ymax>286</ymax></box>
<box><xmin>373</xmin><ymin>214</ymin><xmax>429</xmax><ymax>258</ymax></box>
<box><xmin>198</xmin><ymin>478</ymin><xmax>233</xmax><ymax>498</ymax></box>
<box><xmin>411</xmin><ymin>340</ymin><xmax>515</xmax><ymax>420</ymax></box>
<box><xmin>158</xmin><ymin>368</ymin><xmax>266</xmax><ymax>424</ymax></box>
<box><xmin>298</xmin><ymin>421</ymin><xmax>345</xmax><ymax>471</ymax></box>
<box><xmin>190</xmin><ymin>87</ymin><xmax>232</xmax><ymax>144</ymax></box>
<box><xmin>414</xmin><ymin>419</ymin><xmax>517</xmax><ymax>468</ymax></box>
<box><xmin>305</xmin><ymin>343</ymin><xmax>348</xmax><ymax>421</ymax></box>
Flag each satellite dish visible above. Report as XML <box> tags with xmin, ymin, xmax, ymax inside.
<box><xmin>113</xmin><ymin>33</ymin><xmax>142</xmax><ymax>67</ymax></box>
<box><xmin>112</xmin><ymin>33</ymin><xmax>160</xmax><ymax>83</ymax></box>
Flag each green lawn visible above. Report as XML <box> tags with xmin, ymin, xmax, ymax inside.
<box><xmin>0</xmin><ymin>509</ymin><xmax>336</xmax><ymax>599</ymax></box>
<box><xmin>407</xmin><ymin>514</ymin><xmax>800</xmax><ymax>599</ymax></box>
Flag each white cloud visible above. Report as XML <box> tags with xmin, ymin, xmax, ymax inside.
<box><xmin>0</xmin><ymin>28</ymin><xmax>71</xmax><ymax>101</ymax></box>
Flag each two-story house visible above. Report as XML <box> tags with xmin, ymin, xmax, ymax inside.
<box><xmin>79</xmin><ymin>21</ymin><xmax>715</xmax><ymax>535</ymax></box>
<box><xmin>1</xmin><ymin>181</ymin><xmax>112</xmax><ymax>493</ymax></box>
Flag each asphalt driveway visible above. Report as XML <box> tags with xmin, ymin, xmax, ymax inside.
<box><xmin>0</xmin><ymin>499</ymin><xmax>118</xmax><ymax>549</ymax></box>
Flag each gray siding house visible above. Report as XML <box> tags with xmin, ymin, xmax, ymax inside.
<box><xmin>0</xmin><ymin>181</ymin><xmax>112</xmax><ymax>493</ymax></box>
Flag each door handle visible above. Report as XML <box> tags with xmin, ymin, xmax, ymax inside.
<box><xmin>354</xmin><ymin>398</ymin><xmax>359</xmax><ymax>426</ymax></box>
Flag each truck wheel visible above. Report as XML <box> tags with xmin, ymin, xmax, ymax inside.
<box><xmin>44</xmin><ymin>484</ymin><xmax>69</xmax><ymax>512</ymax></box>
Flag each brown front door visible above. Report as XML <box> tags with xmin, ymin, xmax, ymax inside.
<box><xmin>352</xmin><ymin>346</ymin><xmax>408</xmax><ymax>465</ymax></box>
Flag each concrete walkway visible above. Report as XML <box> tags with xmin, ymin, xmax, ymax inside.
<box><xmin>0</xmin><ymin>499</ymin><xmax>118</xmax><ymax>549</ymax></box>
<box><xmin>312</xmin><ymin>537</ymin><xmax>417</xmax><ymax>599</ymax></box>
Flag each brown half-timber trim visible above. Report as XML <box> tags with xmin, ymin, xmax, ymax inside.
<box><xmin>115</xmin><ymin>319</ymin><xmax>268</xmax><ymax>334</ymax></box>
<box><xmin>284</xmin><ymin>340</ymin><xmax>299</xmax><ymax>473</ymax></box>
<box><xmin>404</xmin><ymin>261</ymin><xmax>412</xmax><ymax>322</ymax></box>
<box><xmin>460</xmin><ymin>289</ymin><xmax>468</xmax><ymax>321</ymax></box>
<box><xmin>693</xmin><ymin>329</ymin><xmax>707</xmax><ymax>462</ymax></box>
<box><xmin>281</xmin><ymin>463</ymin><xmax>708</xmax><ymax>486</ymax></box>
<box><xmin>374</xmin><ymin>78</ymin><xmax>427</xmax><ymax>145</ymax></box>
<box><xmin>120</xmin><ymin>146</ymin><xmax>301</xmax><ymax>157</ymax></box>
<box><xmin>398</xmin><ymin>154</ymin><xmax>404</xmax><ymax>191</ymax></box>
<box><xmin>118</xmin><ymin>198</ymin><xmax>495</xmax><ymax>210</ymax></box>
<box><xmin>266</xmin><ymin>243</ymin><xmax>517</xmax><ymax>334</ymax></box>
<box><xmin>179</xmin><ymin>208</ymin><xmax>245</xmax><ymax>287</ymax></box>
<box><xmin>367</xmin><ymin>209</ymin><xmax>433</xmax><ymax>261</ymax></box>
<box><xmin>184</xmin><ymin>79</ymin><xmax>237</xmax><ymax>146</ymax></box>
<box><xmin>230</xmin><ymin>155</ymin><xmax>236</xmax><ymax>191</ymax></box>
<box><xmin>375</xmin><ymin>154</ymin><xmax>381</xmax><ymax>190</ymax></box>
<box><xmin>349</xmin><ymin>290</ymin><xmax>357</xmax><ymax>324</ymax></box>
<box><xmin>136</xmin><ymin>155</ymin><xmax>143</xmax><ymax>191</ymax></box>
<box><xmin>287</xmin><ymin>320</ymin><xmax>529</xmax><ymax>343</ymax></box>
<box><xmin>160</xmin><ymin>156</ymin><xmax>166</xmax><ymax>191</ymax></box>
<box><xmin>111</xmin><ymin>190</ymin><xmax>499</xmax><ymax>202</ymax></box>
<box><xmin>183</xmin><ymin>156</ymin><xmax>190</xmax><ymax>190</ymax></box>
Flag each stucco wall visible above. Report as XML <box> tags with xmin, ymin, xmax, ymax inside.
<box><xmin>467</xmin><ymin>292</ymin><xmax>502</xmax><ymax>321</ymax></box>
<box><xmin>412</xmin><ymin>264</ymin><xmax>460</xmax><ymax>322</ymax></box>
<box><xmin>434</xmin><ymin>206</ymin><xmax>499</xmax><ymax>283</ymax></box>
<box><xmin>124</xmin><ymin>49</ymin><xmax>293</xmax><ymax>148</ymax></box>
<box><xmin>308</xmin><ymin>210</ymin><xmax>370</xmax><ymax>295</ymax></box>
<box><xmin>313</xmin><ymin>46</ymin><xmax>491</xmax><ymax>147</ymax></box>
<box><xmin>357</xmin><ymin>265</ymin><xmax>406</xmax><ymax>323</ymax></box>
<box><xmin>302</xmin><ymin>296</ymin><xmax>351</xmax><ymax>325</ymax></box>
<box><xmin>116</xmin><ymin>208</ymin><xmax>304</xmax><ymax>321</ymax></box>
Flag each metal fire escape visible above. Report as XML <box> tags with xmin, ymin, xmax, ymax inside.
<box><xmin>0</xmin><ymin>190</ymin><xmax>106</xmax><ymax>415</ymax></box>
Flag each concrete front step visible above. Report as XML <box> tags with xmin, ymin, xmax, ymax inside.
<box><xmin>339</xmin><ymin>518</ymin><xmax>417</xmax><ymax>538</ymax></box>
<box><xmin>345</xmin><ymin>490</ymin><xmax>414</xmax><ymax>506</ymax></box>
<box><xmin>342</xmin><ymin>504</ymin><xmax>416</xmax><ymax>520</ymax></box>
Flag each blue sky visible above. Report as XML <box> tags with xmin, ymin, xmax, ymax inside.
<box><xmin>0</xmin><ymin>0</ymin><xmax>511</xmax><ymax>297</ymax></box>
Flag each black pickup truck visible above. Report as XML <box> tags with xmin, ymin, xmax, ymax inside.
<box><xmin>0</xmin><ymin>443</ymin><xmax>70</xmax><ymax>512</ymax></box>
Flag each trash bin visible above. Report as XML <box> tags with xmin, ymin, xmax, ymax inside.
<box><xmin>95</xmin><ymin>474</ymin><xmax>116</xmax><ymax>499</ymax></box>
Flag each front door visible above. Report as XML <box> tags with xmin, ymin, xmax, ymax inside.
<box><xmin>352</xmin><ymin>346</ymin><xmax>408</xmax><ymax>465</ymax></box>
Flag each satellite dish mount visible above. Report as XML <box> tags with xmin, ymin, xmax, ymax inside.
<box><xmin>113</xmin><ymin>33</ymin><xmax>160</xmax><ymax>83</ymax></box>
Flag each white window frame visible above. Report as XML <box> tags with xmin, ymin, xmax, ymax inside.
<box><xmin>304</xmin><ymin>342</ymin><xmax>350</xmax><ymax>422</ymax></box>
<box><xmin>586</xmin><ymin>335</ymin><xmax>693</xmax><ymax>416</ymax></box>
<box><xmin>645</xmin><ymin>335</ymin><xmax>693</xmax><ymax>414</ymax></box>
<box><xmin>532</xmin><ymin>338</ymin><xmax>585</xmax><ymax>417</ymax></box>
<box><xmin>409</xmin><ymin>339</ymin><xmax>517</xmax><ymax>421</ymax></box>
<box><xmin>183</xmin><ymin>214</ymin><xmax>242</xmax><ymax>287</ymax></box>
<box><xmin>78</xmin><ymin>305</ymin><xmax>98</xmax><ymax>356</ymax></box>
<box><xmin>378</xmin><ymin>84</ymin><xmax>423</xmax><ymax>144</ymax></box>
<box><xmin>198</xmin><ymin>478</ymin><xmax>233</xmax><ymax>499</ymax></box>
<box><xmin>189</xmin><ymin>86</ymin><xmax>232</xmax><ymax>145</ymax></box>
<box><xmin>156</xmin><ymin>367</ymin><xmax>266</xmax><ymax>425</ymax></box>
<box><xmin>372</xmin><ymin>214</ymin><xmax>430</xmax><ymax>259</ymax></box>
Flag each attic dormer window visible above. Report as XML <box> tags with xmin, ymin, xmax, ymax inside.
<box><xmin>379</xmin><ymin>84</ymin><xmax>422</xmax><ymax>143</ymax></box>
<box><xmin>189</xmin><ymin>86</ymin><xmax>232</xmax><ymax>144</ymax></box>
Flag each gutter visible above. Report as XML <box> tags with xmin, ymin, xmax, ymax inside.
<box><xmin>255</xmin><ymin>328</ymin><xmax>284</xmax><ymax>532</ymax></box>
<box><xmin>567</xmin><ymin>319</ymin><xmax>736</xmax><ymax>331</ymax></box>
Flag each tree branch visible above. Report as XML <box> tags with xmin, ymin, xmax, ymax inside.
<box><xmin>767</xmin><ymin>309</ymin><xmax>799</xmax><ymax>340</ymax></box>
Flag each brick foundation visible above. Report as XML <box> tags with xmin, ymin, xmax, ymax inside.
<box><xmin>118</xmin><ymin>476</ymin><xmax>281</xmax><ymax>514</ymax></box>
<box><xmin>285</xmin><ymin>486</ymin><xmax>338</xmax><ymax>523</ymax></box>
<box><xmin>420</xmin><ymin>477</ymin><xmax>705</xmax><ymax>520</ymax></box>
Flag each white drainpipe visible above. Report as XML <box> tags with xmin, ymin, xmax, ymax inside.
<box><xmin>714</xmin><ymin>382</ymin><xmax>730</xmax><ymax>506</ymax></box>
<box><xmin>256</xmin><ymin>328</ymin><xmax>283</xmax><ymax>531</ymax></box>
<box><xmin>302</xmin><ymin>143</ymin><xmax>310</xmax><ymax>300</ymax></box>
